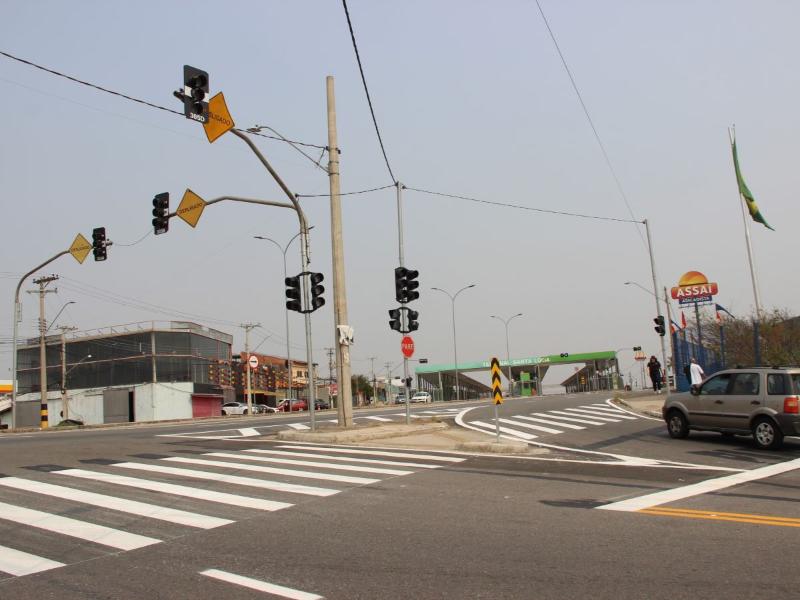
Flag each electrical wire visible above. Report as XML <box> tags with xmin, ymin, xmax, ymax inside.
<box><xmin>340</xmin><ymin>0</ymin><xmax>396</xmax><ymax>184</ymax></box>
<box><xmin>246</xmin><ymin>124</ymin><xmax>328</xmax><ymax>173</ymax></box>
<box><xmin>297</xmin><ymin>183</ymin><xmax>396</xmax><ymax>198</ymax></box>
<box><xmin>113</xmin><ymin>229</ymin><xmax>152</xmax><ymax>247</ymax></box>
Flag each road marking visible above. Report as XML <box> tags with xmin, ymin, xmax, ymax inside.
<box><xmin>0</xmin><ymin>544</ymin><xmax>64</xmax><ymax>577</ymax></box>
<box><xmin>161</xmin><ymin>456</ymin><xmax>380</xmax><ymax>492</ymax></box>
<box><xmin>539</xmin><ymin>411</ymin><xmax>607</xmax><ymax>425</ymax></box>
<box><xmin>638</xmin><ymin>507</ymin><xmax>800</xmax><ymax>528</ymax></box>
<box><xmin>276</xmin><ymin>445</ymin><xmax>465</xmax><ymax>463</ymax></box>
<box><xmin>604</xmin><ymin>399</ymin><xmax>663</xmax><ymax>421</ymax></box>
<box><xmin>469</xmin><ymin>420</ymin><xmax>537</xmax><ymax>440</ymax></box>
<box><xmin>0</xmin><ymin>477</ymin><xmax>232</xmax><ymax>529</ymax></box>
<box><xmin>200</xmin><ymin>568</ymin><xmax>323</xmax><ymax>599</ymax></box>
<box><xmin>238</xmin><ymin>428</ymin><xmax>260</xmax><ymax>437</ymax></box>
<box><xmin>598</xmin><ymin>457</ymin><xmax>800</xmax><ymax>512</ymax></box>
<box><xmin>244</xmin><ymin>449</ymin><xmax>441</xmax><ymax>469</ymax></box>
<box><xmin>56</xmin><ymin>469</ymin><xmax>294</xmax><ymax>510</ymax></box>
<box><xmin>204</xmin><ymin>452</ymin><xmax>412</xmax><ymax>476</ymax></box>
<box><xmin>498</xmin><ymin>417</ymin><xmax>562</xmax><ymax>434</ymax></box>
<box><xmin>515</xmin><ymin>415</ymin><xmax>585</xmax><ymax>430</ymax></box>
<box><xmin>359</xmin><ymin>415</ymin><xmax>393</xmax><ymax>422</ymax></box>
<box><xmin>560</xmin><ymin>409</ymin><xmax>625</xmax><ymax>422</ymax></box>
<box><xmin>0</xmin><ymin>500</ymin><xmax>160</xmax><ymax>551</ymax></box>
<box><xmin>288</xmin><ymin>423</ymin><xmax>310</xmax><ymax>431</ymax></box>
<box><xmin>580</xmin><ymin>405</ymin><xmax>635</xmax><ymax>416</ymax></box>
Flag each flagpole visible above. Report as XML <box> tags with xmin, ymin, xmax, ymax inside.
<box><xmin>663</xmin><ymin>286</ymin><xmax>678</xmax><ymax>391</ymax></box>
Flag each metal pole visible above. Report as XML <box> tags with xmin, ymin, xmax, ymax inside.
<box><xmin>61</xmin><ymin>330</ymin><xmax>67</xmax><ymax>421</ymax></box>
<box><xmin>326</xmin><ymin>76</ymin><xmax>353</xmax><ymax>428</ymax></box>
<box><xmin>38</xmin><ymin>281</ymin><xmax>48</xmax><ymax>428</ymax></box>
<box><xmin>395</xmin><ymin>182</ymin><xmax>411</xmax><ymax>424</ymax></box>
<box><xmin>283</xmin><ymin>250</ymin><xmax>292</xmax><ymax>403</ymax></box>
<box><xmin>643</xmin><ymin>219</ymin><xmax>670</xmax><ymax>400</ymax></box>
<box><xmin>243</xmin><ymin>324</ymin><xmax>254</xmax><ymax>415</ymax></box>
<box><xmin>494</xmin><ymin>403</ymin><xmax>500</xmax><ymax>442</ymax></box>
<box><xmin>451</xmin><ymin>295</ymin><xmax>459</xmax><ymax>402</ymax></box>
<box><xmin>663</xmin><ymin>287</ymin><xmax>678</xmax><ymax>391</ymax></box>
<box><xmin>720</xmin><ymin>323</ymin><xmax>726</xmax><ymax>368</ymax></box>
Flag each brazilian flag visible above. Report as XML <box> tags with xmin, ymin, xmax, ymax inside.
<box><xmin>732</xmin><ymin>140</ymin><xmax>774</xmax><ymax>231</ymax></box>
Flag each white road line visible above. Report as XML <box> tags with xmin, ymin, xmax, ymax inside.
<box><xmin>538</xmin><ymin>411</ymin><xmax>607</xmax><ymax>425</ymax></box>
<box><xmin>498</xmin><ymin>418</ymin><xmax>562</xmax><ymax>434</ymax></box>
<box><xmin>288</xmin><ymin>423</ymin><xmax>311</xmax><ymax>431</ymax></box>
<box><xmin>604</xmin><ymin>399</ymin><xmax>663</xmax><ymax>421</ymax></box>
<box><xmin>560</xmin><ymin>409</ymin><xmax>624</xmax><ymax>422</ymax></box>
<box><xmin>571</xmin><ymin>407</ymin><xmax>636</xmax><ymax>420</ymax></box>
<box><xmin>238</xmin><ymin>428</ymin><xmax>261</xmax><ymax>437</ymax></box>
<box><xmin>469</xmin><ymin>421</ymin><xmax>538</xmax><ymax>440</ymax></box>
<box><xmin>163</xmin><ymin>456</ymin><xmax>378</xmax><ymax>485</ymax></box>
<box><xmin>243</xmin><ymin>449</ymin><xmax>441</xmax><ymax>469</ymax></box>
<box><xmin>0</xmin><ymin>500</ymin><xmax>160</xmax><ymax>551</ymax></box>
<box><xmin>0</xmin><ymin>545</ymin><xmax>64</xmax><ymax>577</ymax></box>
<box><xmin>55</xmin><ymin>469</ymin><xmax>294</xmax><ymax>511</ymax></box>
<box><xmin>200</xmin><ymin>568</ymin><xmax>323</xmax><ymax>600</ymax></box>
<box><xmin>515</xmin><ymin>415</ymin><xmax>585</xmax><ymax>430</ymax></box>
<box><xmin>276</xmin><ymin>445</ymin><xmax>465</xmax><ymax>463</ymax></box>
<box><xmin>598</xmin><ymin>457</ymin><xmax>800</xmax><ymax>512</ymax></box>
<box><xmin>581</xmin><ymin>405</ymin><xmax>637</xmax><ymax>417</ymax></box>
<box><xmin>0</xmin><ymin>477</ymin><xmax>232</xmax><ymax>530</ymax></box>
<box><xmin>359</xmin><ymin>416</ymin><xmax>393</xmax><ymax>422</ymax></box>
<box><xmin>204</xmin><ymin>452</ymin><xmax>412</xmax><ymax>476</ymax></box>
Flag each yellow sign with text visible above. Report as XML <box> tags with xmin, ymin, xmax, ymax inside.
<box><xmin>203</xmin><ymin>92</ymin><xmax>235</xmax><ymax>143</ymax></box>
<box><xmin>69</xmin><ymin>233</ymin><xmax>93</xmax><ymax>264</ymax></box>
<box><xmin>490</xmin><ymin>357</ymin><xmax>503</xmax><ymax>405</ymax></box>
<box><xmin>177</xmin><ymin>189</ymin><xmax>206</xmax><ymax>228</ymax></box>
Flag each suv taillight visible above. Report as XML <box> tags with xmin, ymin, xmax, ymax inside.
<box><xmin>784</xmin><ymin>396</ymin><xmax>799</xmax><ymax>414</ymax></box>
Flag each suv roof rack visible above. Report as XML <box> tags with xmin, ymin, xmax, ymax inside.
<box><xmin>732</xmin><ymin>365</ymin><xmax>799</xmax><ymax>370</ymax></box>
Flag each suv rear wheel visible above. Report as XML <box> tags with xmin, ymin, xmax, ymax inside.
<box><xmin>752</xmin><ymin>417</ymin><xmax>784</xmax><ymax>450</ymax></box>
<box><xmin>666</xmin><ymin>410</ymin><xmax>689</xmax><ymax>439</ymax></box>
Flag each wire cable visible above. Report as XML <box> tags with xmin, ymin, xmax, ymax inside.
<box><xmin>113</xmin><ymin>229</ymin><xmax>152</xmax><ymax>247</ymax></box>
<box><xmin>340</xmin><ymin>0</ymin><xmax>396</xmax><ymax>183</ymax></box>
<box><xmin>297</xmin><ymin>183</ymin><xmax>396</xmax><ymax>198</ymax></box>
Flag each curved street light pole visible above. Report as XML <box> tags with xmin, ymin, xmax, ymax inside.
<box><xmin>490</xmin><ymin>313</ymin><xmax>523</xmax><ymax>384</ymax></box>
<box><xmin>432</xmin><ymin>284</ymin><xmax>475</xmax><ymax>401</ymax></box>
<box><xmin>45</xmin><ymin>301</ymin><xmax>76</xmax><ymax>334</ymax></box>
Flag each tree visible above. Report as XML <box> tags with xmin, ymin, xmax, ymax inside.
<box><xmin>351</xmin><ymin>374</ymin><xmax>373</xmax><ymax>398</ymax></box>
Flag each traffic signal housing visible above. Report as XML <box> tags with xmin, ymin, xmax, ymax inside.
<box><xmin>92</xmin><ymin>227</ymin><xmax>107</xmax><ymax>261</ymax></box>
<box><xmin>152</xmin><ymin>192</ymin><xmax>169</xmax><ymax>235</ymax></box>
<box><xmin>285</xmin><ymin>275</ymin><xmax>302</xmax><ymax>313</ymax></box>
<box><xmin>309</xmin><ymin>272</ymin><xmax>325</xmax><ymax>312</ymax></box>
<box><xmin>394</xmin><ymin>267</ymin><xmax>420</xmax><ymax>303</ymax></box>
<box><xmin>406</xmin><ymin>308</ymin><xmax>419</xmax><ymax>332</ymax></box>
<box><xmin>181</xmin><ymin>65</ymin><xmax>209</xmax><ymax>123</ymax></box>
<box><xmin>654</xmin><ymin>316</ymin><xmax>666</xmax><ymax>336</ymax></box>
<box><xmin>389</xmin><ymin>308</ymin><xmax>402</xmax><ymax>332</ymax></box>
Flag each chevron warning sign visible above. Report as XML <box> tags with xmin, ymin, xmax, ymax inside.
<box><xmin>490</xmin><ymin>357</ymin><xmax>503</xmax><ymax>405</ymax></box>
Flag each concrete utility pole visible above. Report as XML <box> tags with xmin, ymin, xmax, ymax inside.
<box><xmin>241</xmin><ymin>323</ymin><xmax>260</xmax><ymax>415</ymax></box>
<box><xmin>369</xmin><ymin>356</ymin><xmax>377</xmax><ymax>405</ymax></box>
<box><xmin>325</xmin><ymin>347</ymin><xmax>335</xmax><ymax>401</ymax></box>
<box><xmin>58</xmin><ymin>325</ymin><xmax>78</xmax><ymax>421</ymax></box>
<box><xmin>326</xmin><ymin>76</ymin><xmax>354</xmax><ymax>428</ymax></box>
<box><xmin>29</xmin><ymin>275</ymin><xmax>58</xmax><ymax>428</ymax></box>
<box><xmin>385</xmin><ymin>362</ymin><xmax>392</xmax><ymax>403</ymax></box>
<box><xmin>643</xmin><ymin>219</ymin><xmax>670</xmax><ymax>400</ymax></box>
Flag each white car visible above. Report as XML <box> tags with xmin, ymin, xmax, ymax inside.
<box><xmin>221</xmin><ymin>402</ymin><xmax>250</xmax><ymax>415</ymax></box>
<box><xmin>410</xmin><ymin>391</ymin><xmax>432</xmax><ymax>404</ymax></box>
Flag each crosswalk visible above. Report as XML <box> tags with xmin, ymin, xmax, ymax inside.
<box><xmin>0</xmin><ymin>445</ymin><xmax>465</xmax><ymax>580</ymax></box>
<box><xmin>467</xmin><ymin>403</ymin><xmax>643</xmax><ymax>442</ymax></box>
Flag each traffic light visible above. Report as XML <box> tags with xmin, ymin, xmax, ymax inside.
<box><xmin>285</xmin><ymin>275</ymin><xmax>302</xmax><ymax>312</ymax></box>
<box><xmin>560</xmin><ymin>352</ymin><xmax>569</xmax><ymax>358</ymax></box>
<box><xmin>407</xmin><ymin>308</ymin><xmax>419</xmax><ymax>332</ymax></box>
<box><xmin>653</xmin><ymin>316</ymin><xmax>666</xmax><ymax>336</ymax></box>
<box><xmin>152</xmin><ymin>192</ymin><xmax>169</xmax><ymax>235</ymax></box>
<box><xmin>309</xmin><ymin>272</ymin><xmax>325</xmax><ymax>311</ymax></box>
<box><xmin>92</xmin><ymin>227</ymin><xmax>107</xmax><ymax>261</ymax></box>
<box><xmin>389</xmin><ymin>308</ymin><xmax>402</xmax><ymax>332</ymax></box>
<box><xmin>404</xmin><ymin>269</ymin><xmax>419</xmax><ymax>302</ymax></box>
<box><xmin>181</xmin><ymin>66</ymin><xmax>209</xmax><ymax>123</ymax></box>
<box><xmin>394</xmin><ymin>267</ymin><xmax>420</xmax><ymax>303</ymax></box>
<box><xmin>633</xmin><ymin>346</ymin><xmax>642</xmax><ymax>352</ymax></box>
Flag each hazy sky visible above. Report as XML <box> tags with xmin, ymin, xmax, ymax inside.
<box><xmin>2</xmin><ymin>1</ymin><xmax>798</xmax><ymax>388</ymax></box>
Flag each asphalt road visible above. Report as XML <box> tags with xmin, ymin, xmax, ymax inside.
<box><xmin>1</xmin><ymin>393</ymin><xmax>799</xmax><ymax>599</ymax></box>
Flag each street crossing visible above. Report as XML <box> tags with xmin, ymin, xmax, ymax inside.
<box><xmin>467</xmin><ymin>403</ymin><xmax>646</xmax><ymax>442</ymax></box>
<box><xmin>0</xmin><ymin>444</ymin><xmax>465</xmax><ymax>580</ymax></box>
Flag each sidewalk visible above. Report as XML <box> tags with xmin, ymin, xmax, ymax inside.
<box><xmin>611</xmin><ymin>390</ymin><xmax>667</xmax><ymax>419</ymax></box>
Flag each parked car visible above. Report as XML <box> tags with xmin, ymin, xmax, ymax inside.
<box><xmin>254</xmin><ymin>404</ymin><xmax>278</xmax><ymax>414</ymax></box>
<box><xmin>315</xmin><ymin>399</ymin><xmax>330</xmax><ymax>410</ymax></box>
<box><xmin>662</xmin><ymin>366</ymin><xmax>800</xmax><ymax>449</ymax></box>
<box><xmin>410</xmin><ymin>391</ymin><xmax>432</xmax><ymax>404</ymax></box>
<box><xmin>394</xmin><ymin>394</ymin><xmax>407</xmax><ymax>405</ymax></box>
<box><xmin>221</xmin><ymin>402</ymin><xmax>250</xmax><ymax>416</ymax></box>
<box><xmin>277</xmin><ymin>398</ymin><xmax>308</xmax><ymax>412</ymax></box>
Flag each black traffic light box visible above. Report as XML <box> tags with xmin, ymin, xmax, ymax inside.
<box><xmin>389</xmin><ymin>308</ymin><xmax>402</xmax><ymax>332</ymax></box>
<box><xmin>181</xmin><ymin>66</ymin><xmax>209</xmax><ymax>123</ymax></box>
<box><xmin>152</xmin><ymin>192</ymin><xmax>169</xmax><ymax>235</ymax></box>
<box><xmin>394</xmin><ymin>267</ymin><xmax>420</xmax><ymax>303</ymax></box>
<box><xmin>285</xmin><ymin>275</ymin><xmax>302</xmax><ymax>313</ymax></box>
<box><xmin>653</xmin><ymin>316</ymin><xmax>666</xmax><ymax>336</ymax></box>
<box><xmin>92</xmin><ymin>227</ymin><xmax>107</xmax><ymax>261</ymax></box>
<box><xmin>309</xmin><ymin>272</ymin><xmax>325</xmax><ymax>312</ymax></box>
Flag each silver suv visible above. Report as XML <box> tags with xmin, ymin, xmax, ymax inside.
<box><xmin>662</xmin><ymin>366</ymin><xmax>800</xmax><ymax>449</ymax></box>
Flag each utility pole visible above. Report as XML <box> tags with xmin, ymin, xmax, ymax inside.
<box><xmin>58</xmin><ymin>325</ymin><xmax>78</xmax><ymax>421</ymax></box>
<box><xmin>241</xmin><ymin>323</ymin><xmax>260</xmax><ymax>415</ymax></box>
<box><xmin>325</xmin><ymin>347</ymin><xmax>335</xmax><ymax>402</ymax></box>
<box><xmin>643</xmin><ymin>219</ymin><xmax>670</xmax><ymax>400</ymax></box>
<box><xmin>326</xmin><ymin>76</ymin><xmax>353</xmax><ymax>428</ymax></box>
<box><xmin>385</xmin><ymin>361</ymin><xmax>392</xmax><ymax>403</ymax></box>
<box><xmin>28</xmin><ymin>275</ymin><xmax>58</xmax><ymax>428</ymax></box>
<box><xmin>369</xmin><ymin>356</ymin><xmax>377</xmax><ymax>405</ymax></box>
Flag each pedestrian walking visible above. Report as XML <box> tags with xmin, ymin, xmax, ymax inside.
<box><xmin>647</xmin><ymin>356</ymin><xmax>663</xmax><ymax>394</ymax></box>
<box><xmin>689</xmin><ymin>357</ymin><xmax>705</xmax><ymax>391</ymax></box>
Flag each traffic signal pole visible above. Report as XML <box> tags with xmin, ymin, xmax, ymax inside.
<box><xmin>644</xmin><ymin>219</ymin><xmax>670</xmax><ymax>399</ymax></box>
<box><xmin>396</xmin><ymin>181</ymin><xmax>411</xmax><ymax>425</ymax></box>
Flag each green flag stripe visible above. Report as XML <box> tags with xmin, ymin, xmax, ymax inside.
<box><xmin>732</xmin><ymin>140</ymin><xmax>774</xmax><ymax>231</ymax></box>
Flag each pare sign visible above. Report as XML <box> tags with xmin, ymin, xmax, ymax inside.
<box><xmin>670</xmin><ymin>271</ymin><xmax>719</xmax><ymax>305</ymax></box>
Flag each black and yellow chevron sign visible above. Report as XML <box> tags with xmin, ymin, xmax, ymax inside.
<box><xmin>490</xmin><ymin>357</ymin><xmax>503</xmax><ymax>405</ymax></box>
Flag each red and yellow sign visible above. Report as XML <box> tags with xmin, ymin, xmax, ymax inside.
<box><xmin>670</xmin><ymin>271</ymin><xmax>718</xmax><ymax>305</ymax></box>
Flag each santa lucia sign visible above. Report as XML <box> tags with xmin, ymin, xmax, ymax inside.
<box><xmin>670</xmin><ymin>271</ymin><xmax>719</xmax><ymax>306</ymax></box>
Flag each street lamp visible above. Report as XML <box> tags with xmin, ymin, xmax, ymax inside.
<box><xmin>431</xmin><ymin>284</ymin><xmax>476</xmax><ymax>401</ymax></box>
<box><xmin>490</xmin><ymin>313</ymin><xmax>523</xmax><ymax>384</ymax></box>
<box><xmin>254</xmin><ymin>227</ymin><xmax>312</xmax><ymax>404</ymax></box>
<box><xmin>45</xmin><ymin>301</ymin><xmax>76</xmax><ymax>334</ymax></box>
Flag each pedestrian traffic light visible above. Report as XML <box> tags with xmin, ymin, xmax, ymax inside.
<box><xmin>92</xmin><ymin>227</ymin><xmax>107</xmax><ymax>261</ymax></box>
<box><xmin>309</xmin><ymin>272</ymin><xmax>325</xmax><ymax>311</ymax></box>
<box><xmin>285</xmin><ymin>275</ymin><xmax>302</xmax><ymax>313</ymax></box>
<box><xmin>180</xmin><ymin>65</ymin><xmax>209</xmax><ymax>123</ymax></box>
<box><xmin>407</xmin><ymin>308</ymin><xmax>419</xmax><ymax>332</ymax></box>
<box><xmin>653</xmin><ymin>316</ymin><xmax>666</xmax><ymax>336</ymax></box>
<box><xmin>389</xmin><ymin>308</ymin><xmax>402</xmax><ymax>332</ymax></box>
<box><xmin>151</xmin><ymin>192</ymin><xmax>169</xmax><ymax>235</ymax></box>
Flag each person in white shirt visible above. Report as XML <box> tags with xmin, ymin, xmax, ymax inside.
<box><xmin>689</xmin><ymin>357</ymin><xmax>705</xmax><ymax>387</ymax></box>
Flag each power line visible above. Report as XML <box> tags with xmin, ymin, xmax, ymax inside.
<box><xmin>404</xmin><ymin>186</ymin><xmax>642</xmax><ymax>224</ymax></box>
<box><xmin>340</xmin><ymin>0</ymin><xmax>396</xmax><ymax>184</ymax></box>
<box><xmin>297</xmin><ymin>184</ymin><xmax>396</xmax><ymax>198</ymax></box>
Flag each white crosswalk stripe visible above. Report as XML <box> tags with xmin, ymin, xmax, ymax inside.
<box><xmin>288</xmin><ymin>423</ymin><xmax>311</xmax><ymax>430</ymax></box>
<box><xmin>276</xmin><ymin>445</ymin><xmax>466</xmax><ymax>462</ymax></box>
<box><xmin>204</xmin><ymin>452</ymin><xmax>413</xmax><ymax>476</ymax></box>
<box><xmin>244</xmin><ymin>448</ymin><xmax>443</xmax><ymax>469</ymax></box>
<box><xmin>0</xmin><ymin>544</ymin><xmax>64</xmax><ymax>577</ymax></box>
<box><xmin>498</xmin><ymin>418</ymin><xmax>562</xmax><ymax>434</ymax></box>
<box><xmin>469</xmin><ymin>420</ymin><xmax>538</xmax><ymax>439</ymax></box>
<box><xmin>560</xmin><ymin>408</ymin><xmax>625</xmax><ymax>422</ymax></box>
<box><xmin>580</xmin><ymin>405</ymin><xmax>636</xmax><ymax>417</ymax></box>
<box><xmin>359</xmin><ymin>415</ymin><xmax>393</xmax><ymax>422</ymax></box>
<box><xmin>569</xmin><ymin>407</ymin><xmax>637</xmax><ymax>420</ymax></box>
<box><xmin>539</xmin><ymin>411</ymin><xmax>608</xmax><ymax>425</ymax></box>
<box><xmin>513</xmin><ymin>415</ymin><xmax>585</xmax><ymax>430</ymax></box>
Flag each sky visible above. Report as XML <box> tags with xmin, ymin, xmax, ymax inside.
<box><xmin>2</xmin><ymin>1</ymin><xmax>798</xmax><ymax>389</ymax></box>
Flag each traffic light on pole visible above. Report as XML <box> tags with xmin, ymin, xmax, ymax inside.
<box><xmin>407</xmin><ymin>308</ymin><xmax>419</xmax><ymax>332</ymax></box>
<box><xmin>151</xmin><ymin>192</ymin><xmax>169</xmax><ymax>235</ymax></box>
<box><xmin>92</xmin><ymin>227</ymin><xmax>107</xmax><ymax>261</ymax></box>
<box><xmin>181</xmin><ymin>66</ymin><xmax>209</xmax><ymax>123</ymax></box>
<box><xmin>309</xmin><ymin>272</ymin><xmax>325</xmax><ymax>312</ymax></box>
<box><xmin>394</xmin><ymin>267</ymin><xmax>420</xmax><ymax>303</ymax></box>
<box><xmin>653</xmin><ymin>316</ymin><xmax>666</xmax><ymax>336</ymax></box>
<box><xmin>389</xmin><ymin>308</ymin><xmax>402</xmax><ymax>332</ymax></box>
<box><xmin>285</xmin><ymin>275</ymin><xmax>302</xmax><ymax>313</ymax></box>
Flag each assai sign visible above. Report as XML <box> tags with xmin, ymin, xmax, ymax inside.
<box><xmin>670</xmin><ymin>271</ymin><xmax>719</xmax><ymax>306</ymax></box>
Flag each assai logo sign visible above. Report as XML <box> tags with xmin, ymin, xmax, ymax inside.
<box><xmin>670</xmin><ymin>271</ymin><xmax>719</xmax><ymax>305</ymax></box>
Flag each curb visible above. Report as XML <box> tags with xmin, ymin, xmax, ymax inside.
<box><xmin>612</xmin><ymin>398</ymin><xmax>663</xmax><ymax>419</ymax></box>
<box><xmin>277</xmin><ymin>422</ymin><xmax>448</xmax><ymax>444</ymax></box>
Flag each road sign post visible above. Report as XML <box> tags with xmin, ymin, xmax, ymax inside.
<box><xmin>491</xmin><ymin>357</ymin><xmax>503</xmax><ymax>442</ymax></box>
<box><xmin>401</xmin><ymin>336</ymin><xmax>415</xmax><ymax>423</ymax></box>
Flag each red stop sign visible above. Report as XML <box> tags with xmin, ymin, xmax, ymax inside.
<box><xmin>401</xmin><ymin>336</ymin><xmax>415</xmax><ymax>358</ymax></box>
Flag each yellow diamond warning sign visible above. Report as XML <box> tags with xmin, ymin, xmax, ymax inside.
<box><xmin>177</xmin><ymin>189</ymin><xmax>206</xmax><ymax>228</ymax></box>
<box><xmin>69</xmin><ymin>233</ymin><xmax>92</xmax><ymax>264</ymax></box>
<box><xmin>490</xmin><ymin>357</ymin><xmax>503</xmax><ymax>405</ymax></box>
<box><xmin>203</xmin><ymin>92</ymin><xmax>235</xmax><ymax>143</ymax></box>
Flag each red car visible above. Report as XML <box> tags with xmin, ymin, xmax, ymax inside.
<box><xmin>277</xmin><ymin>398</ymin><xmax>308</xmax><ymax>412</ymax></box>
